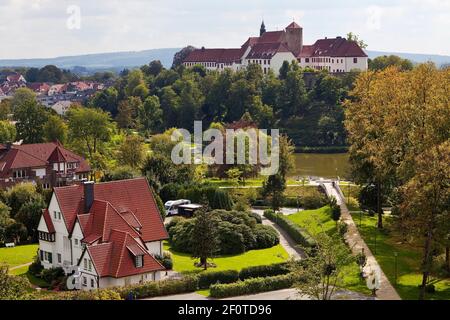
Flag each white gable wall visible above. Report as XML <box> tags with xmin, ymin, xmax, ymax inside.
<box><xmin>39</xmin><ymin>193</ymin><xmax>71</xmax><ymax>270</ymax></box>
<box><xmin>71</xmin><ymin>220</ymin><xmax>84</xmax><ymax>266</ymax></box>
<box><xmin>270</xmin><ymin>52</ymin><xmax>297</xmax><ymax>76</ymax></box>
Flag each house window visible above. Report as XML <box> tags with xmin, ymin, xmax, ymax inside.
<box><xmin>57</xmin><ymin>253</ymin><xmax>61</xmax><ymax>264</ymax></box>
<box><xmin>90</xmin><ymin>278</ymin><xmax>94</xmax><ymax>288</ymax></box>
<box><xmin>135</xmin><ymin>255</ymin><xmax>143</xmax><ymax>268</ymax></box>
<box><xmin>40</xmin><ymin>250</ymin><xmax>44</xmax><ymax>261</ymax></box>
<box><xmin>74</xmin><ymin>238</ymin><xmax>79</xmax><ymax>246</ymax></box>
<box><xmin>353</xmin><ymin>58</ymin><xmax>358</xmax><ymax>63</ymax></box>
<box><xmin>88</xmin><ymin>260</ymin><xmax>92</xmax><ymax>271</ymax></box>
<box><xmin>82</xmin><ymin>276</ymin><xmax>87</xmax><ymax>287</ymax></box>
<box><xmin>13</xmin><ymin>170</ymin><xmax>26</xmax><ymax>178</ymax></box>
<box><xmin>46</xmin><ymin>252</ymin><xmax>52</xmax><ymax>264</ymax></box>
<box><xmin>58</xmin><ymin>212</ymin><xmax>61</xmax><ymax>220</ymax></box>
<box><xmin>84</xmin><ymin>258</ymin><xmax>87</xmax><ymax>269</ymax></box>
<box><xmin>42</xmin><ymin>183</ymin><xmax>50</xmax><ymax>190</ymax></box>
<box><xmin>305</xmin><ymin>58</ymin><xmax>309</xmax><ymax>63</ymax></box>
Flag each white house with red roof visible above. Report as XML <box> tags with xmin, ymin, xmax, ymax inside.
<box><xmin>37</xmin><ymin>178</ymin><xmax>168</xmax><ymax>290</ymax></box>
<box><xmin>183</xmin><ymin>21</ymin><xmax>368</xmax><ymax>75</ymax></box>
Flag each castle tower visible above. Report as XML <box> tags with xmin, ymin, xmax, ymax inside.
<box><xmin>285</xmin><ymin>21</ymin><xmax>303</xmax><ymax>56</ymax></box>
<box><xmin>260</xmin><ymin>20</ymin><xmax>266</xmax><ymax>36</ymax></box>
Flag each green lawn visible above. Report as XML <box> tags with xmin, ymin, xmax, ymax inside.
<box><xmin>0</xmin><ymin>244</ymin><xmax>38</xmax><ymax>268</ymax></box>
<box><xmin>164</xmin><ymin>242</ymin><xmax>289</xmax><ymax>274</ymax></box>
<box><xmin>204</xmin><ymin>178</ymin><xmax>305</xmax><ymax>188</ymax></box>
<box><xmin>287</xmin><ymin>206</ymin><xmax>336</xmax><ymax>235</ymax></box>
<box><xmin>285</xmin><ymin>206</ymin><xmax>371</xmax><ymax>295</ymax></box>
<box><xmin>350</xmin><ymin>212</ymin><xmax>450</xmax><ymax>300</ymax></box>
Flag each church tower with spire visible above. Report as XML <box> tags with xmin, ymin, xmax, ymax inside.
<box><xmin>260</xmin><ymin>20</ymin><xmax>266</xmax><ymax>36</ymax></box>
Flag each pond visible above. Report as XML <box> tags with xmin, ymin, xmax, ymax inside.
<box><xmin>290</xmin><ymin>153</ymin><xmax>350</xmax><ymax>179</ymax></box>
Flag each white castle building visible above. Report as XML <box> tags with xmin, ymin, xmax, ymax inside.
<box><xmin>183</xmin><ymin>21</ymin><xmax>368</xmax><ymax>75</ymax></box>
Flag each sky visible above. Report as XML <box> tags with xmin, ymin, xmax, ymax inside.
<box><xmin>0</xmin><ymin>0</ymin><xmax>449</xmax><ymax>59</ymax></box>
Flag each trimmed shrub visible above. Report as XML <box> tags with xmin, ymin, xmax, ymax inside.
<box><xmin>210</xmin><ymin>274</ymin><xmax>294</xmax><ymax>298</ymax></box>
<box><xmin>263</xmin><ymin>210</ymin><xmax>316</xmax><ymax>248</ymax></box>
<box><xmin>114</xmin><ymin>276</ymin><xmax>199</xmax><ymax>299</ymax></box>
<box><xmin>249</xmin><ymin>211</ymin><xmax>262</xmax><ymax>224</ymax></box>
<box><xmin>302</xmin><ymin>194</ymin><xmax>328</xmax><ymax>210</ymax></box>
<box><xmin>283</xmin><ymin>197</ymin><xmax>300</xmax><ymax>208</ymax></box>
<box><xmin>169</xmin><ymin>210</ymin><xmax>279</xmax><ymax>255</ymax></box>
<box><xmin>155</xmin><ymin>252</ymin><xmax>173</xmax><ymax>270</ymax></box>
<box><xmin>41</xmin><ymin>267</ymin><xmax>65</xmax><ymax>284</ymax></box>
<box><xmin>197</xmin><ymin>270</ymin><xmax>239</xmax><ymax>289</ymax></box>
<box><xmin>217</xmin><ymin>221</ymin><xmax>245</xmax><ymax>254</ymax></box>
<box><xmin>253</xmin><ymin>224</ymin><xmax>279</xmax><ymax>249</ymax></box>
<box><xmin>29</xmin><ymin>256</ymin><xmax>44</xmax><ymax>276</ymax></box>
<box><xmin>239</xmin><ymin>263</ymin><xmax>290</xmax><ymax>280</ymax></box>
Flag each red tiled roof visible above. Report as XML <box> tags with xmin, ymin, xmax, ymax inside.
<box><xmin>87</xmin><ymin>230</ymin><xmax>164</xmax><ymax>278</ymax></box>
<box><xmin>55</xmin><ymin>178</ymin><xmax>168</xmax><ymax>242</ymax></box>
<box><xmin>184</xmin><ymin>48</ymin><xmax>243</xmax><ymax>63</ymax></box>
<box><xmin>258</xmin><ymin>31</ymin><xmax>285</xmax><ymax>44</ymax></box>
<box><xmin>79</xmin><ymin>199</ymin><xmax>141</xmax><ymax>245</ymax></box>
<box><xmin>246</xmin><ymin>42</ymin><xmax>290</xmax><ymax>59</ymax></box>
<box><xmin>298</xmin><ymin>37</ymin><xmax>368</xmax><ymax>58</ymax></box>
<box><xmin>120</xmin><ymin>210</ymin><xmax>143</xmax><ymax>230</ymax></box>
<box><xmin>0</xmin><ymin>142</ymin><xmax>90</xmax><ymax>179</ymax></box>
<box><xmin>42</xmin><ymin>209</ymin><xmax>55</xmax><ymax>233</ymax></box>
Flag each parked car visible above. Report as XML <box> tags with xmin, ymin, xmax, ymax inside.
<box><xmin>164</xmin><ymin>199</ymin><xmax>191</xmax><ymax>216</ymax></box>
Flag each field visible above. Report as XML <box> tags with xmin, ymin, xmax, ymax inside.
<box><xmin>286</xmin><ymin>206</ymin><xmax>336</xmax><ymax>235</ymax></box>
<box><xmin>164</xmin><ymin>242</ymin><xmax>289</xmax><ymax>274</ymax></box>
<box><xmin>0</xmin><ymin>244</ymin><xmax>38</xmax><ymax>268</ymax></box>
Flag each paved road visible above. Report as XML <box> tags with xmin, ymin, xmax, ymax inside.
<box><xmin>251</xmin><ymin>209</ymin><xmax>305</xmax><ymax>260</ymax></box>
<box><xmin>324</xmin><ymin>182</ymin><xmax>401</xmax><ymax>300</ymax></box>
<box><xmin>146</xmin><ymin>288</ymin><xmax>374</xmax><ymax>301</ymax></box>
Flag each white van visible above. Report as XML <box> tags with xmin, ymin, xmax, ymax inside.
<box><xmin>164</xmin><ymin>199</ymin><xmax>191</xmax><ymax>216</ymax></box>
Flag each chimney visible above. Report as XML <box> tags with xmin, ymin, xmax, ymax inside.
<box><xmin>83</xmin><ymin>181</ymin><xmax>95</xmax><ymax>213</ymax></box>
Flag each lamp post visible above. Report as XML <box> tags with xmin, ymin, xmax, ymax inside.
<box><xmin>374</xmin><ymin>224</ymin><xmax>377</xmax><ymax>255</ymax></box>
<box><xmin>359</xmin><ymin>210</ymin><xmax>362</xmax><ymax>228</ymax></box>
<box><xmin>394</xmin><ymin>252</ymin><xmax>398</xmax><ymax>286</ymax></box>
<box><xmin>348</xmin><ymin>182</ymin><xmax>350</xmax><ymax>204</ymax></box>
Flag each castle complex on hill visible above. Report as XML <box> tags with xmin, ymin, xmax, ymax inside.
<box><xmin>183</xmin><ymin>21</ymin><xmax>368</xmax><ymax>75</ymax></box>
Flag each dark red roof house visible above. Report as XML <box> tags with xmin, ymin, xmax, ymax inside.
<box><xmin>0</xmin><ymin>141</ymin><xmax>90</xmax><ymax>189</ymax></box>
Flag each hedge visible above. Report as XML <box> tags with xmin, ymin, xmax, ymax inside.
<box><xmin>113</xmin><ymin>276</ymin><xmax>199</xmax><ymax>299</ymax></box>
<box><xmin>209</xmin><ymin>274</ymin><xmax>295</xmax><ymax>298</ymax></box>
<box><xmin>197</xmin><ymin>270</ymin><xmax>239</xmax><ymax>289</ymax></box>
<box><xmin>263</xmin><ymin>210</ymin><xmax>316</xmax><ymax>248</ymax></box>
<box><xmin>239</xmin><ymin>263</ymin><xmax>290</xmax><ymax>280</ymax></box>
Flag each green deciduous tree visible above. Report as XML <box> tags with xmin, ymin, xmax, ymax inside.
<box><xmin>43</xmin><ymin>114</ymin><xmax>68</xmax><ymax>144</ymax></box>
<box><xmin>0</xmin><ymin>120</ymin><xmax>16</xmax><ymax>143</ymax></box>
<box><xmin>67</xmin><ymin>107</ymin><xmax>112</xmax><ymax>159</ymax></box>
<box><xmin>291</xmin><ymin>232</ymin><xmax>355</xmax><ymax>300</ymax></box>
<box><xmin>117</xmin><ymin>135</ymin><xmax>145</xmax><ymax>169</ymax></box>
<box><xmin>138</xmin><ymin>95</ymin><xmax>163</xmax><ymax>136</ymax></box>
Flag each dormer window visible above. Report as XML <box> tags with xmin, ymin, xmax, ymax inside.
<box><xmin>135</xmin><ymin>255</ymin><xmax>144</xmax><ymax>268</ymax></box>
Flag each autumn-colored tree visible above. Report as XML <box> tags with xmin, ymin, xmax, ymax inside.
<box><xmin>399</xmin><ymin>142</ymin><xmax>450</xmax><ymax>300</ymax></box>
<box><xmin>345</xmin><ymin>63</ymin><xmax>450</xmax><ymax>299</ymax></box>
